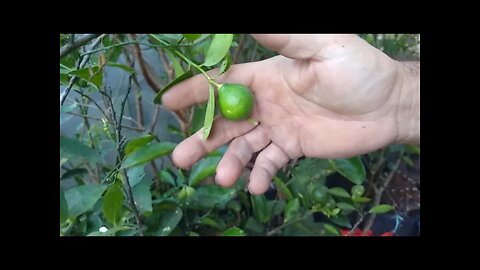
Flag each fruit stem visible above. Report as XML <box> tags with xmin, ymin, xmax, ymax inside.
<box><xmin>247</xmin><ymin>118</ymin><xmax>259</xmax><ymax>126</ymax></box>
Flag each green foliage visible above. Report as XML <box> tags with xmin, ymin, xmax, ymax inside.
<box><xmin>60</xmin><ymin>34</ymin><xmax>419</xmax><ymax>236</ymax></box>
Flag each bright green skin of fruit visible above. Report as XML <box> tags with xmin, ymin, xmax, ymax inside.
<box><xmin>311</xmin><ymin>186</ymin><xmax>330</xmax><ymax>205</ymax></box>
<box><xmin>218</xmin><ymin>83</ymin><xmax>254</xmax><ymax>120</ymax></box>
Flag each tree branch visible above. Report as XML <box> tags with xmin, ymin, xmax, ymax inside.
<box><xmin>60</xmin><ymin>35</ymin><xmax>103</xmax><ymax>105</ymax></box>
<box><xmin>362</xmin><ymin>153</ymin><xmax>403</xmax><ymax>235</ymax></box>
<box><xmin>131</xmin><ymin>34</ymin><xmax>162</xmax><ymax>93</ymax></box>
<box><xmin>112</xmin><ymin>74</ymin><xmax>144</xmax><ymax>235</ymax></box>
<box><xmin>60</xmin><ymin>34</ymin><xmax>101</xmax><ymax>59</ymax></box>
<box><xmin>66</xmin><ymin>112</ymin><xmax>145</xmax><ymax>132</ymax></box>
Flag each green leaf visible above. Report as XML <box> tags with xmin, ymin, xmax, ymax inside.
<box><xmin>352</xmin><ymin>196</ymin><xmax>371</xmax><ymax>203</ymax></box>
<box><xmin>102</xmin><ymin>181</ymin><xmax>125</xmax><ymax>225</ymax></box>
<box><xmin>331</xmin><ymin>208</ymin><xmax>341</xmax><ymax>216</ymax></box>
<box><xmin>329</xmin><ymin>215</ymin><xmax>352</xmax><ymax>228</ymax></box>
<box><xmin>124</xmin><ymin>135</ymin><xmax>155</xmax><ymax>156</ymax></box>
<box><xmin>328</xmin><ymin>187</ymin><xmax>350</xmax><ymax>198</ymax></box>
<box><xmin>272</xmin><ymin>200</ymin><xmax>286</xmax><ymax>216</ymax></box>
<box><xmin>154</xmin><ymin>207</ymin><xmax>183</xmax><ymax>236</ymax></box>
<box><xmin>182</xmin><ymin>34</ymin><xmax>201</xmax><ymax>41</ymax></box>
<box><xmin>405</xmin><ymin>144</ymin><xmax>420</xmax><ymax>155</ymax></box>
<box><xmin>273</xmin><ymin>176</ymin><xmax>293</xmax><ymax>201</ymax></box>
<box><xmin>106</xmin><ymin>63</ymin><xmax>135</xmax><ymax>74</ymax></box>
<box><xmin>177</xmin><ymin>186</ymin><xmax>195</xmax><ymax>200</ymax></box>
<box><xmin>188</xmin><ymin>231</ymin><xmax>200</xmax><ymax>236</ymax></box>
<box><xmin>284</xmin><ymin>198</ymin><xmax>300</xmax><ymax>223</ymax></box>
<box><xmin>201</xmin><ymin>217</ymin><xmax>222</xmax><ymax>230</ymax></box>
<box><xmin>329</xmin><ymin>157</ymin><xmax>366</xmax><ymax>185</ymax></box>
<box><xmin>368</xmin><ymin>204</ymin><xmax>394</xmax><ymax>214</ymax></box>
<box><xmin>252</xmin><ymin>195</ymin><xmax>272</xmax><ymax>223</ymax></box>
<box><xmin>126</xmin><ymin>164</ymin><xmax>145</xmax><ymax>187</ymax></box>
<box><xmin>227</xmin><ymin>200</ymin><xmax>242</xmax><ymax>212</ymax></box>
<box><xmin>336</xmin><ymin>202</ymin><xmax>355</xmax><ymax>211</ymax></box>
<box><xmin>203</xmin><ymin>34</ymin><xmax>233</xmax><ymax>67</ymax></box>
<box><xmin>121</xmin><ymin>142</ymin><xmax>176</xmax><ymax>169</ymax></box>
<box><xmin>60</xmin><ymin>135</ymin><xmax>100</xmax><ymax>164</ymax></box>
<box><xmin>167</xmin><ymin>124</ymin><xmax>184</xmax><ymax>137</ymax></box>
<box><xmin>323</xmin><ymin>223</ymin><xmax>340</xmax><ymax>236</ymax></box>
<box><xmin>159</xmin><ymin>170</ymin><xmax>176</xmax><ymax>186</ymax></box>
<box><xmin>186</xmin><ymin>184</ymin><xmax>237</xmax><ymax>210</ymax></box>
<box><xmin>188</xmin><ymin>156</ymin><xmax>221</xmax><ymax>187</ymax></box>
<box><xmin>68</xmin><ymin>66</ymin><xmax>103</xmax><ymax>90</ymax></box>
<box><xmin>154</xmin><ymin>69</ymin><xmax>194</xmax><ymax>104</ymax></box>
<box><xmin>245</xmin><ymin>217</ymin><xmax>264</xmax><ymax>233</ymax></box>
<box><xmin>165</xmin><ymin>50</ymin><xmax>184</xmax><ymax>78</ymax></box>
<box><xmin>65</xmin><ymin>184</ymin><xmax>107</xmax><ymax>218</ymax></box>
<box><xmin>132</xmin><ymin>178</ymin><xmax>153</xmax><ymax>214</ymax></box>
<box><xmin>61</xmin><ymin>168</ymin><xmax>88</xmax><ymax>180</ymax></box>
<box><xmin>222</xmin><ymin>227</ymin><xmax>246</xmax><ymax>236</ymax></box>
<box><xmin>60</xmin><ymin>186</ymin><xmax>68</xmax><ymax>224</ymax></box>
<box><xmin>219</xmin><ymin>54</ymin><xmax>232</xmax><ymax>75</ymax></box>
<box><xmin>176</xmin><ymin>168</ymin><xmax>186</xmax><ymax>187</ymax></box>
<box><xmin>203</xmin><ymin>84</ymin><xmax>215</xmax><ymax>140</ymax></box>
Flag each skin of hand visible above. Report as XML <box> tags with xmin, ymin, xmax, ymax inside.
<box><xmin>162</xmin><ymin>34</ymin><xmax>420</xmax><ymax>195</ymax></box>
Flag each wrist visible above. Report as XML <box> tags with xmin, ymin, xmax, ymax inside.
<box><xmin>393</xmin><ymin>61</ymin><xmax>420</xmax><ymax>145</ymax></box>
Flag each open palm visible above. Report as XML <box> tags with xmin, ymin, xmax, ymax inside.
<box><xmin>162</xmin><ymin>34</ymin><xmax>405</xmax><ymax>194</ymax></box>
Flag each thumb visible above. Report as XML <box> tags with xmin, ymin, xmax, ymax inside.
<box><xmin>251</xmin><ymin>34</ymin><xmax>357</xmax><ymax>60</ymax></box>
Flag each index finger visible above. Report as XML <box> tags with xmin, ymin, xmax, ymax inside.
<box><xmin>161</xmin><ymin>62</ymin><xmax>261</xmax><ymax>111</ymax></box>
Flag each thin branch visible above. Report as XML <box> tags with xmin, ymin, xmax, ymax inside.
<box><xmin>73</xmin><ymin>90</ymin><xmax>108</xmax><ymax>119</ymax></box>
<box><xmin>60</xmin><ymin>35</ymin><xmax>103</xmax><ymax>105</ymax></box>
<box><xmin>149</xmin><ymin>105</ymin><xmax>161</xmax><ymax>134</ymax></box>
<box><xmin>158</xmin><ymin>48</ymin><xmax>173</xmax><ymax>81</ymax></box>
<box><xmin>131</xmin><ymin>34</ymin><xmax>162</xmax><ymax>93</ymax></box>
<box><xmin>124</xmin><ymin>52</ymin><xmax>145</xmax><ymax>129</ymax></box>
<box><xmin>362</xmin><ymin>153</ymin><xmax>403</xmax><ymax>235</ymax></box>
<box><xmin>233</xmin><ymin>34</ymin><xmax>245</xmax><ymax>64</ymax></box>
<box><xmin>111</xmin><ymin>74</ymin><xmax>144</xmax><ymax>235</ymax></box>
<box><xmin>266</xmin><ymin>211</ymin><xmax>313</xmax><ymax>236</ymax></box>
<box><xmin>60</xmin><ymin>34</ymin><xmax>101</xmax><ymax>58</ymax></box>
<box><xmin>66</xmin><ymin>112</ymin><xmax>145</xmax><ymax>132</ymax></box>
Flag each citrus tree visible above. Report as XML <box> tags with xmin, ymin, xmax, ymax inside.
<box><xmin>60</xmin><ymin>34</ymin><xmax>420</xmax><ymax>236</ymax></box>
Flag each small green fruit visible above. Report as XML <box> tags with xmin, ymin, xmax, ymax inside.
<box><xmin>218</xmin><ymin>83</ymin><xmax>254</xmax><ymax>120</ymax></box>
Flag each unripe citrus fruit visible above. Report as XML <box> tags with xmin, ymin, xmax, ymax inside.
<box><xmin>218</xmin><ymin>83</ymin><xmax>254</xmax><ymax>120</ymax></box>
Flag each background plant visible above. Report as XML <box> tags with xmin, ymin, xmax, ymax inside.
<box><xmin>60</xmin><ymin>34</ymin><xmax>420</xmax><ymax>236</ymax></box>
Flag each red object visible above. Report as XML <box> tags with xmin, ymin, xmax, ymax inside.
<box><xmin>340</xmin><ymin>229</ymin><xmax>393</xmax><ymax>236</ymax></box>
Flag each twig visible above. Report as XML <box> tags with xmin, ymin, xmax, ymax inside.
<box><xmin>131</xmin><ymin>34</ymin><xmax>162</xmax><ymax>93</ymax></box>
<box><xmin>346</xmin><ymin>213</ymin><xmax>365</xmax><ymax>236</ymax></box>
<box><xmin>149</xmin><ymin>105</ymin><xmax>160</xmax><ymax>134</ymax></box>
<box><xmin>60</xmin><ymin>34</ymin><xmax>101</xmax><ymax>58</ymax></box>
<box><xmin>111</xmin><ymin>74</ymin><xmax>144</xmax><ymax>235</ymax></box>
<box><xmin>158</xmin><ymin>49</ymin><xmax>173</xmax><ymax>81</ymax></box>
<box><xmin>266</xmin><ymin>211</ymin><xmax>313</xmax><ymax>236</ymax></box>
<box><xmin>60</xmin><ymin>35</ymin><xmax>103</xmax><ymax>105</ymax></box>
<box><xmin>233</xmin><ymin>34</ymin><xmax>245</xmax><ymax>64</ymax></box>
<box><xmin>362</xmin><ymin>153</ymin><xmax>403</xmax><ymax>235</ymax></box>
<box><xmin>124</xmin><ymin>52</ymin><xmax>145</xmax><ymax>129</ymax></box>
<box><xmin>73</xmin><ymin>90</ymin><xmax>108</xmax><ymax>119</ymax></box>
<box><xmin>66</xmin><ymin>112</ymin><xmax>145</xmax><ymax>132</ymax></box>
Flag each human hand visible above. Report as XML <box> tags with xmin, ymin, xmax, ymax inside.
<box><xmin>162</xmin><ymin>34</ymin><xmax>420</xmax><ymax>195</ymax></box>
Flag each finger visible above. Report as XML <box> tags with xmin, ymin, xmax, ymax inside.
<box><xmin>248</xmin><ymin>143</ymin><xmax>290</xmax><ymax>195</ymax></box>
<box><xmin>162</xmin><ymin>62</ymin><xmax>261</xmax><ymax>111</ymax></box>
<box><xmin>215</xmin><ymin>125</ymin><xmax>270</xmax><ymax>188</ymax></box>
<box><xmin>171</xmin><ymin>116</ymin><xmax>258</xmax><ymax>169</ymax></box>
<box><xmin>251</xmin><ymin>34</ymin><xmax>357</xmax><ymax>60</ymax></box>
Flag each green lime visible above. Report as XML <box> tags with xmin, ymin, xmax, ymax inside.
<box><xmin>311</xmin><ymin>185</ymin><xmax>330</xmax><ymax>204</ymax></box>
<box><xmin>325</xmin><ymin>197</ymin><xmax>336</xmax><ymax>210</ymax></box>
<box><xmin>351</xmin><ymin>185</ymin><xmax>365</xmax><ymax>197</ymax></box>
<box><xmin>218</xmin><ymin>83</ymin><xmax>254</xmax><ymax>120</ymax></box>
